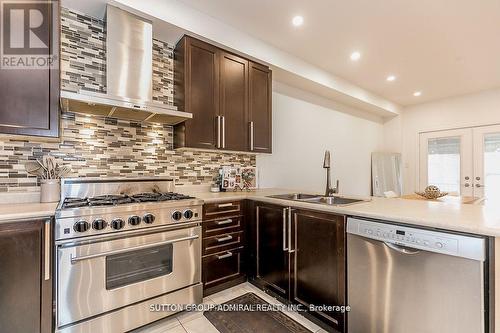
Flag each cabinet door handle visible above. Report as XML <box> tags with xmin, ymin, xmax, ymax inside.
<box><xmin>216</xmin><ymin>251</ymin><xmax>233</xmax><ymax>260</ymax></box>
<box><xmin>215</xmin><ymin>218</ymin><xmax>233</xmax><ymax>225</ymax></box>
<box><xmin>222</xmin><ymin>116</ymin><xmax>226</xmax><ymax>149</ymax></box>
<box><xmin>215</xmin><ymin>235</ymin><xmax>233</xmax><ymax>242</ymax></box>
<box><xmin>283</xmin><ymin>208</ymin><xmax>289</xmax><ymax>251</ymax></box>
<box><xmin>216</xmin><ymin>116</ymin><xmax>221</xmax><ymax>148</ymax></box>
<box><xmin>44</xmin><ymin>219</ymin><xmax>50</xmax><ymax>281</ymax></box>
<box><xmin>250</xmin><ymin>121</ymin><xmax>254</xmax><ymax>151</ymax></box>
<box><xmin>288</xmin><ymin>209</ymin><xmax>295</xmax><ymax>253</ymax></box>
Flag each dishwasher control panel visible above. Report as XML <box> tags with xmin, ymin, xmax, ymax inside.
<box><xmin>347</xmin><ymin>217</ymin><xmax>486</xmax><ymax>261</ymax></box>
<box><xmin>361</xmin><ymin>222</ymin><xmax>458</xmax><ymax>254</ymax></box>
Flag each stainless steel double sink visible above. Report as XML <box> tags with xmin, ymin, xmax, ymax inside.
<box><xmin>267</xmin><ymin>193</ymin><xmax>368</xmax><ymax>206</ymax></box>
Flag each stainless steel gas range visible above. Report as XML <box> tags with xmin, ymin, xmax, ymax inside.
<box><xmin>54</xmin><ymin>178</ymin><xmax>203</xmax><ymax>333</ymax></box>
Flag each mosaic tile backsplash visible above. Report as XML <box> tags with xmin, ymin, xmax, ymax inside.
<box><xmin>0</xmin><ymin>8</ymin><xmax>255</xmax><ymax>193</ymax></box>
<box><xmin>0</xmin><ymin>113</ymin><xmax>255</xmax><ymax>192</ymax></box>
<box><xmin>60</xmin><ymin>7</ymin><xmax>106</xmax><ymax>94</ymax></box>
<box><xmin>60</xmin><ymin>8</ymin><xmax>174</xmax><ymax>106</ymax></box>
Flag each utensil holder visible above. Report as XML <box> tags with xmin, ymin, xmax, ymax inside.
<box><xmin>40</xmin><ymin>179</ymin><xmax>60</xmax><ymax>203</ymax></box>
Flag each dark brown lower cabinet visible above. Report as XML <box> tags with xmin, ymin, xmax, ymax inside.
<box><xmin>248</xmin><ymin>202</ymin><xmax>346</xmax><ymax>333</ymax></box>
<box><xmin>291</xmin><ymin>209</ymin><xmax>346</xmax><ymax>331</ymax></box>
<box><xmin>202</xmin><ymin>247</ymin><xmax>245</xmax><ymax>293</ymax></box>
<box><xmin>253</xmin><ymin>202</ymin><xmax>290</xmax><ymax>299</ymax></box>
<box><xmin>0</xmin><ymin>218</ymin><xmax>53</xmax><ymax>333</ymax></box>
<box><xmin>202</xmin><ymin>201</ymin><xmax>246</xmax><ymax>296</ymax></box>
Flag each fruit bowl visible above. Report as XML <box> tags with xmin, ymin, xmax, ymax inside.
<box><xmin>415</xmin><ymin>185</ymin><xmax>448</xmax><ymax>200</ymax></box>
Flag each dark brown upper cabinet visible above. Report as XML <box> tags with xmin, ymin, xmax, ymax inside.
<box><xmin>174</xmin><ymin>35</ymin><xmax>272</xmax><ymax>153</ymax></box>
<box><xmin>0</xmin><ymin>2</ymin><xmax>60</xmax><ymax>137</ymax></box>
<box><xmin>174</xmin><ymin>37</ymin><xmax>220</xmax><ymax>149</ymax></box>
<box><xmin>248</xmin><ymin>62</ymin><xmax>272</xmax><ymax>153</ymax></box>
<box><xmin>219</xmin><ymin>52</ymin><xmax>249</xmax><ymax>152</ymax></box>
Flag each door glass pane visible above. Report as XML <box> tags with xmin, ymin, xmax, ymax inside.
<box><xmin>427</xmin><ymin>137</ymin><xmax>461</xmax><ymax>193</ymax></box>
<box><xmin>106</xmin><ymin>244</ymin><xmax>173</xmax><ymax>290</ymax></box>
<box><xmin>484</xmin><ymin>133</ymin><xmax>500</xmax><ymax>200</ymax></box>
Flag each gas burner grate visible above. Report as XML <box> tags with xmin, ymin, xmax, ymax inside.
<box><xmin>88</xmin><ymin>195</ymin><xmax>134</xmax><ymax>207</ymax></box>
<box><xmin>61</xmin><ymin>192</ymin><xmax>194</xmax><ymax>209</ymax></box>
<box><xmin>61</xmin><ymin>197</ymin><xmax>89</xmax><ymax>209</ymax></box>
<box><xmin>130</xmin><ymin>192</ymin><xmax>162</xmax><ymax>202</ymax></box>
<box><xmin>131</xmin><ymin>192</ymin><xmax>194</xmax><ymax>202</ymax></box>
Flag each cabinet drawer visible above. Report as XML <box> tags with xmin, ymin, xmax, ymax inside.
<box><xmin>202</xmin><ymin>247</ymin><xmax>244</xmax><ymax>289</ymax></box>
<box><xmin>203</xmin><ymin>231</ymin><xmax>244</xmax><ymax>255</ymax></box>
<box><xmin>203</xmin><ymin>216</ymin><xmax>242</xmax><ymax>236</ymax></box>
<box><xmin>203</xmin><ymin>201</ymin><xmax>241</xmax><ymax>218</ymax></box>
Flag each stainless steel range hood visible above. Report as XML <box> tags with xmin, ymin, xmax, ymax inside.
<box><xmin>60</xmin><ymin>5</ymin><xmax>192</xmax><ymax>125</ymax></box>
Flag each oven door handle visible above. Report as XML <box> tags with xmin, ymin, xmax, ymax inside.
<box><xmin>70</xmin><ymin>234</ymin><xmax>199</xmax><ymax>264</ymax></box>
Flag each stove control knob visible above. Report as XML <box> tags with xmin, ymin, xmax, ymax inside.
<box><xmin>74</xmin><ymin>220</ymin><xmax>90</xmax><ymax>233</ymax></box>
<box><xmin>143</xmin><ymin>213</ymin><xmax>155</xmax><ymax>224</ymax></box>
<box><xmin>111</xmin><ymin>218</ymin><xmax>125</xmax><ymax>230</ymax></box>
<box><xmin>183</xmin><ymin>210</ymin><xmax>194</xmax><ymax>220</ymax></box>
<box><xmin>172</xmin><ymin>211</ymin><xmax>183</xmax><ymax>221</ymax></box>
<box><xmin>92</xmin><ymin>219</ymin><xmax>107</xmax><ymax>231</ymax></box>
<box><xmin>128</xmin><ymin>215</ymin><xmax>141</xmax><ymax>226</ymax></box>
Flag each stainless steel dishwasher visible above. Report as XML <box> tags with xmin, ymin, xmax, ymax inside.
<box><xmin>347</xmin><ymin>217</ymin><xmax>487</xmax><ymax>333</ymax></box>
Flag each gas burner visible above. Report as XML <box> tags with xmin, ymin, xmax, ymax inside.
<box><xmin>131</xmin><ymin>192</ymin><xmax>194</xmax><ymax>203</ymax></box>
<box><xmin>61</xmin><ymin>192</ymin><xmax>194</xmax><ymax>209</ymax></box>
<box><xmin>130</xmin><ymin>192</ymin><xmax>162</xmax><ymax>202</ymax></box>
<box><xmin>88</xmin><ymin>194</ymin><xmax>133</xmax><ymax>207</ymax></box>
<box><xmin>62</xmin><ymin>197</ymin><xmax>88</xmax><ymax>209</ymax></box>
<box><xmin>159</xmin><ymin>192</ymin><xmax>194</xmax><ymax>201</ymax></box>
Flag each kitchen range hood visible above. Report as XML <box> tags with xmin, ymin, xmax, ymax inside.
<box><xmin>60</xmin><ymin>5</ymin><xmax>192</xmax><ymax>125</ymax></box>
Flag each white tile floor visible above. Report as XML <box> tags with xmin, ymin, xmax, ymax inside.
<box><xmin>135</xmin><ymin>282</ymin><xmax>327</xmax><ymax>333</ymax></box>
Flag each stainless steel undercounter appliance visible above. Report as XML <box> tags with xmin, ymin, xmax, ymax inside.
<box><xmin>54</xmin><ymin>178</ymin><xmax>203</xmax><ymax>333</ymax></box>
<box><xmin>347</xmin><ymin>217</ymin><xmax>488</xmax><ymax>333</ymax></box>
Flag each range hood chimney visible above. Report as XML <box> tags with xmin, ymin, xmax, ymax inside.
<box><xmin>60</xmin><ymin>5</ymin><xmax>192</xmax><ymax>125</ymax></box>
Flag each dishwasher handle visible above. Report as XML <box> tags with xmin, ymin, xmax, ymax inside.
<box><xmin>384</xmin><ymin>242</ymin><xmax>421</xmax><ymax>255</ymax></box>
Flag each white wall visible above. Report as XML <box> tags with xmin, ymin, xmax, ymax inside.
<box><xmin>110</xmin><ymin>0</ymin><xmax>400</xmax><ymax>117</ymax></box>
<box><xmin>385</xmin><ymin>88</ymin><xmax>500</xmax><ymax>194</ymax></box>
<box><xmin>257</xmin><ymin>83</ymin><xmax>384</xmax><ymax>196</ymax></box>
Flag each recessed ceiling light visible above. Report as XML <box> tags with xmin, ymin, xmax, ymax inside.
<box><xmin>350</xmin><ymin>51</ymin><xmax>361</xmax><ymax>61</ymax></box>
<box><xmin>413</xmin><ymin>91</ymin><xmax>422</xmax><ymax>97</ymax></box>
<box><xmin>386</xmin><ymin>75</ymin><xmax>396</xmax><ymax>82</ymax></box>
<box><xmin>292</xmin><ymin>16</ymin><xmax>304</xmax><ymax>27</ymax></box>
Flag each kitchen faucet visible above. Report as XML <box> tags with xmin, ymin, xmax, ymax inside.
<box><xmin>323</xmin><ymin>150</ymin><xmax>339</xmax><ymax>196</ymax></box>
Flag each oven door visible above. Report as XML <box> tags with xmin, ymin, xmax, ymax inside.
<box><xmin>57</xmin><ymin>225</ymin><xmax>201</xmax><ymax>328</ymax></box>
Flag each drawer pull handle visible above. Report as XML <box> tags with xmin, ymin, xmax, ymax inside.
<box><xmin>216</xmin><ymin>251</ymin><xmax>233</xmax><ymax>260</ymax></box>
<box><xmin>215</xmin><ymin>235</ymin><xmax>233</xmax><ymax>242</ymax></box>
<box><xmin>215</xmin><ymin>219</ymin><xmax>233</xmax><ymax>225</ymax></box>
<box><xmin>218</xmin><ymin>203</ymin><xmax>234</xmax><ymax>208</ymax></box>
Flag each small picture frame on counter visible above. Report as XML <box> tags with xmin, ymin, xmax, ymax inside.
<box><xmin>220</xmin><ymin>166</ymin><xmax>258</xmax><ymax>191</ymax></box>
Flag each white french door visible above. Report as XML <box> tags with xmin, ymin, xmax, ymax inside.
<box><xmin>419</xmin><ymin>129</ymin><xmax>473</xmax><ymax>196</ymax></box>
<box><xmin>419</xmin><ymin>124</ymin><xmax>500</xmax><ymax>199</ymax></box>
<box><xmin>473</xmin><ymin>125</ymin><xmax>500</xmax><ymax>199</ymax></box>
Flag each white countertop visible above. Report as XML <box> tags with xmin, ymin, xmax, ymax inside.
<box><xmin>0</xmin><ymin>202</ymin><xmax>58</xmax><ymax>223</ymax></box>
<box><xmin>1</xmin><ymin>188</ymin><xmax>499</xmax><ymax>237</ymax></box>
<box><xmin>185</xmin><ymin>188</ymin><xmax>500</xmax><ymax>237</ymax></box>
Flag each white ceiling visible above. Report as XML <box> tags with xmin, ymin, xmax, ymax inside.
<box><xmin>61</xmin><ymin>0</ymin><xmax>186</xmax><ymax>44</ymax></box>
<box><xmin>62</xmin><ymin>0</ymin><xmax>106</xmax><ymax>18</ymax></box>
<box><xmin>177</xmin><ymin>0</ymin><xmax>500</xmax><ymax>106</ymax></box>
<box><xmin>63</xmin><ymin>0</ymin><xmax>500</xmax><ymax>107</ymax></box>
